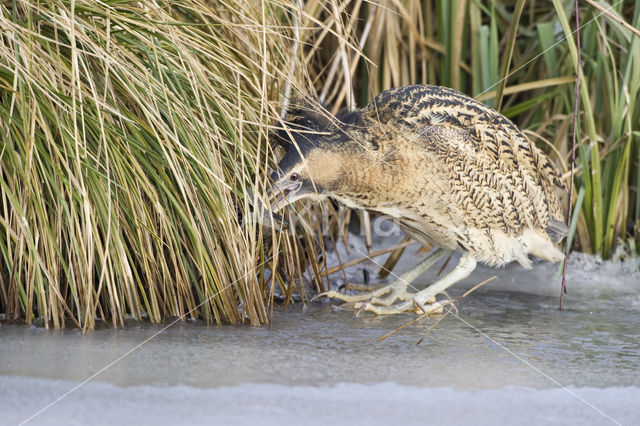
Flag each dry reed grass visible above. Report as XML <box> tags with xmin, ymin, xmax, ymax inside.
<box><xmin>1</xmin><ymin>0</ymin><xmax>638</xmax><ymax>329</ymax></box>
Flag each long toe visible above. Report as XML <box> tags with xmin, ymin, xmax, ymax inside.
<box><xmin>315</xmin><ymin>251</ymin><xmax>450</xmax><ymax>310</ymax></box>
<box><xmin>312</xmin><ymin>287</ymin><xmax>391</xmax><ymax>303</ymax></box>
<box><xmin>413</xmin><ymin>300</ymin><xmax>444</xmax><ymax>315</ymax></box>
<box><xmin>353</xmin><ymin>300</ymin><xmax>414</xmax><ymax>315</ymax></box>
<box><xmin>370</xmin><ymin>287</ymin><xmax>415</xmax><ymax>306</ymax></box>
<box><xmin>342</xmin><ymin>282</ymin><xmax>387</xmax><ymax>292</ymax></box>
<box><xmin>353</xmin><ymin>298</ymin><xmax>444</xmax><ymax>315</ymax></box>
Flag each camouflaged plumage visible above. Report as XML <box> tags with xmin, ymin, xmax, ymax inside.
<box><xmin>274</xmin><ymin>85</ymin><xmax>568</xmax><ymax>268</ymax></box>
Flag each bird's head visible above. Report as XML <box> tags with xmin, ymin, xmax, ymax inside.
<box><xmin>267</xmin><ymin>103</ymin><xmax>361</xmax><ymax>213</ymax></box>
<box><xmin>268</xmin><ymin>145</ymin><xmax>316</xmax><ymax>211</ymax></box>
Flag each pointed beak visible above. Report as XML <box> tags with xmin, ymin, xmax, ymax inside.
<box><xmin>270</xmin><ymin>182</ymin><xmax>301</xmax><ymax>213</ymax></box>
<box><xmin>270</xmin><ymin>211</ymin><xmax>288</xmax><ymax>229</ymax></box>
<box><xmin>267</xmin><ymin>169</ymin><xmax>303</xmax><ymax>213</ymax></box>
<box><xmin>261</xmin><ymin>175</ymin><xmax>292</xmax><ymax>229</ymax></box>
<box><xmin>258</xmin><ymin>194</ymin><xmax>288</xmax><ymax>230</ymax></box>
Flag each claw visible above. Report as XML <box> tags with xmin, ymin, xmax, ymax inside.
<box><xmin>309</xmin><ymin>249</ymin><xmax>468</xmax><ymax>316</ymax></box>
<box><xmin>350</xmin><ymin>299</ymin><xmax>444</xmax><ymax>315</ymax></box>
<box><xmin>309</xmin><ymin>290</ymin><xmax>340</xmax><ymax>303</ymax></box>
<box><xmin>413</xmin><ymin>300</ymin><xmax>443</xmax><ymax>315</ymax></box>
<box><xmin>354</xmin><ymin>302</ymin><xmax>369</xmax><ymax>317</ymax></box>
<box><xmin>311</xmin><ymin>286</ymin><xmax>394</xmax><ymax>304</ymax></box>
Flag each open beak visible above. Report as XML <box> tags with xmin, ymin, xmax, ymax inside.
<box><xmin>258</xmin><ymin>201</ymin><xmax>288</xmax><ymax>230</ymax></box>
<box><xmin>270</xmin><ymin>182</ymin><xmax>301</xmax><ymax>212</ymax></box>
<box><xmin>261</xmin><ymin>179</ymin><xmax>299</xmax><ymax>230</ymax></box>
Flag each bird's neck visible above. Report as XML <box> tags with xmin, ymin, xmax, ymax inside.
<box><xmin>305</xmin><ymin>143</ymin><xmax>389</xmax><ymax>208</ymax></box>
<box><xmin>330</xmin><ymin>150</ymin><xmax>391</xmax><ymax>208</ymax></box>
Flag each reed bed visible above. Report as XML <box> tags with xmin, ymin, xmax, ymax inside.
<box><xmin>1</xmin><ymin>0</ymin><xmax>638</xmax><ymax>329</ymax></box>
<box><xmin>0</xmin><ymin>0</ymin><xmax>319</xmax><ymax>329</ymax></box>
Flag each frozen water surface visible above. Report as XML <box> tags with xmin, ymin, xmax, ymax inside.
<box><xmin>1</xmin><ymin>248</ymin><xmax>639</xmax><ymax>426</ymax></box>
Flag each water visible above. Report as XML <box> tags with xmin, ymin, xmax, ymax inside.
<box><xmin>1</xmin><ymin>249</ymin><xmax>639</xmax><ymax>426</ymax></box>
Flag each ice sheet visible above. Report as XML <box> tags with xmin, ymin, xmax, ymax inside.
<box><xmin>3</xmin><ymin>376</ymin><xmax>638</xmax><ymax>426</ymax></box>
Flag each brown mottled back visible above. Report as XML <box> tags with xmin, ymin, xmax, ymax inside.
<box><xmin>331</xmin><ymin>85</ymin><xmax>568</xmax><ymax>267</ymax></box>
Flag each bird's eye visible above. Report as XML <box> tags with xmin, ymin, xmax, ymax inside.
<box><xmin>290</xmin><ymin>173</ymin><xmax>299</xmax><ymax>182</ymax></box>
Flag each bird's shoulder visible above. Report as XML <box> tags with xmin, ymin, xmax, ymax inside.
<box><xmin>361</xmin><ymin>85</ymin><xmax>565</xmax><ymax>193</ymax></box>
<box><xmin>358</xmin><ymin>85</ymin><xmax>567</xmax><ymax>236</ymax></box>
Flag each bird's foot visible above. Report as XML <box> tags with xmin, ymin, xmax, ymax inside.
<box><xmin>344</xmin><ymin>281</ymin><xmax>416</xmax><ymax>306</ymax></box>
<box><xmin>311</xmin><ymin>281</ymin><xmax>415</xmax><ymax>306</ymax></box>
<box><xmin>311</xmin><ymin>282</ymin><xmax>396</xmax><ymax>304</ymax></box>
<box><xmin>351</xmin><ymin>254</ymin><xmax>477</xmax><ymax>315</ymax></box>
<box><xmin>353</xmin><ymin>296</ymin><xmax>443</xmax><ymax>315</ymax></box>
<box><xmin>340</xmin><ymin>282</ymin><xmax>386</xmax><ymax>292</ymax></box>
<box><xmin>312</xmin><ymin>249</ymin><xmax>463</xmax><ymax>315</ymax></box>
<box><xmin>313</xmin><ymin>283</ymin><xmax>445</xmax><ymax>315</ymax></box>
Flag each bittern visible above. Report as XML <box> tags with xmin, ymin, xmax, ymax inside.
<box><xmin>269</xmin><ymin>85</ymin><xmax>567</xmax><ymax>315</ymax></box>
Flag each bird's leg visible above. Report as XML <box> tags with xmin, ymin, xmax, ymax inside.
<box><xmin>370</xmin><ymin>248</ymin><xmax>450</xmax><ymax>305</ymax></box>
<box><xmin>354</xmin><ymin>254</ymin><xmax>477</xmax><ymax>315</ymax></box>
<box><xmin>312</xmin><ymin>248</ymin><xmax>449</xmax><ymax>304</ymax></box>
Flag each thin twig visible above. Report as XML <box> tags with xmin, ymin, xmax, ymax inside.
<box><xmin>280</xmin><ymin>0</ymin><xmax>303</xmax><ymax>118</ymax></box>
<box><xmin>460</xmin><ymin>276</ymin><xmax>497</xmax><ymax>299</ymax></box>
<box><xmin>436</xmin><ymin>250</ymin><xmax>453</xmax><ymax>276</ymax></box>
<box><xmin>417</xmin><ymin>309</ymin><xmax>453</xmax><ymax>345</ymax></box>
<box><xmin>584</xmin><ymin>0</ymin><xmax>640</xmax><ymax>38</ymax></box>
<box><xmin>377</xmin><ymin>313</ymin><xmax>427</xmax><ymax>342</ymax></box>
<box><xmin>561</xmin><ymin>0</ymin><xmax>581</xmax><ymax>310</ymax></box>
<box><xmin>331</xmin><ymin>1</ymin><xmax>377</xmax><ymax>111</ymax></box>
